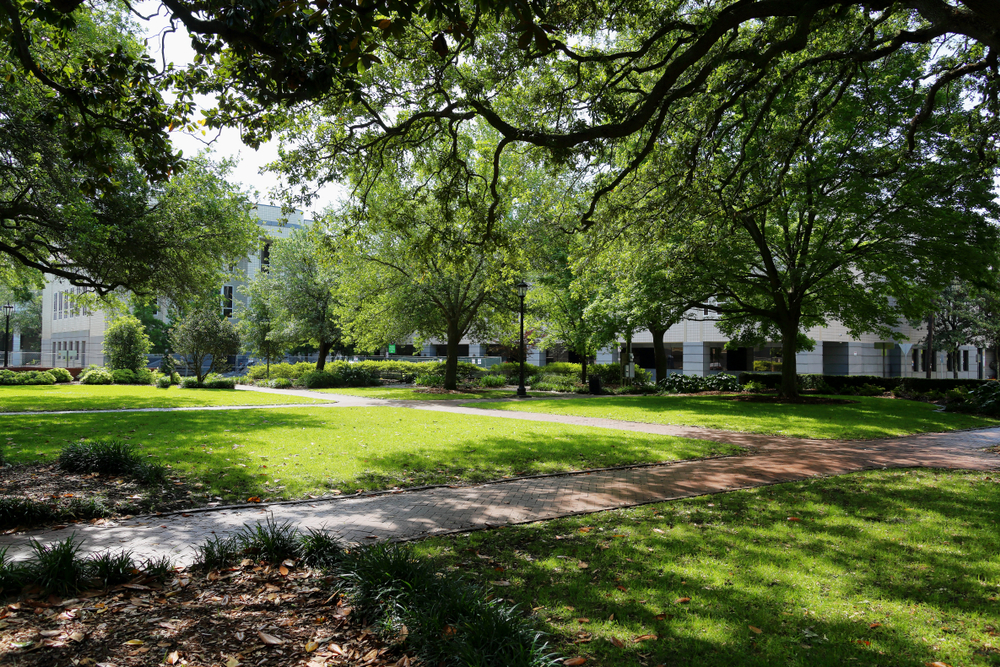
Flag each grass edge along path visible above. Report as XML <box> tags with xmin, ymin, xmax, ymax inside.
<box><xmin>312</xmin><ymin>386</ymin><xmax>557</xmax><ymax>400</ymax></box>
<box><xmin>0</xmin><ymin>384</ymin><xmax>330</xmax><ymax>413</ymax></box>
<box><xmin>1</xmin><ymin>406</ymin><xmax>741</xmax><ymax>502</ymax></box>
<box><xmin>414</xmin><ymin>469</ymin><xmax>1000</xmax><ymax>667</ymax></box>
<box><xmin>461</xmin><ymin>394</ymin><xmax>1000</xmax><ymax>440</ymax></box>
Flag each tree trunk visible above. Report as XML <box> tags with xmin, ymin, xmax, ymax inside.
<box><xmin>648</xmin><ymin>323</ymin><xmax>668</xmax><ymax>383</ymax></box>
<box><xmin>316</xmin><ymin>340</ymin><xmax>331</xmax><ymax>371</ymax></box>
<box><xmin>444</xmin><ymin>322</ymin><xmax>461</xmax><ymax>390</ymax></box>
<box><xmin>779</xmin><ymin>319</ymin><xmax>800</xmax><ymax>398</ymax></box>
<box><xmin>925</xmin><ymin>315</ymin><xmax>934</xmax><ymax>379</ymax></box>
<box><xmin>952</xmin><ymin>349</ymin><xmax>959</xmax><ymax>379</ymax></box>
<box><xmin>581</xmin><ymin>354</ymin><xmax>588</xmax><ymax>383</ymax></box>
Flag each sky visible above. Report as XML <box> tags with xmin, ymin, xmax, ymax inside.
<box><xmin>136</xmin><ymin>2</ymin><xmax>341</xmax><ymax>217</ymax></box>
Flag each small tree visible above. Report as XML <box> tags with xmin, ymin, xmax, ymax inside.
<box><xmin>236</xmin><ymin>276</ymin><xmax>284</xmax><ymax>378</ymax></box>
<box><xmin>103</xmin><ymin>315</ymin><xmax>152</xmax><ymax>372</ymax></box>
<box><xmin>170</xmin><ymin>305</ymin><xmax>241</xmax><ymax>383</ymax></box>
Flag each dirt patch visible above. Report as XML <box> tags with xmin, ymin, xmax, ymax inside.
<box><xmin>1</xmin><ymin>464</ymin><xmax>196</xmax><ymax>529</ymax></box>
<box><xmin>0</xmin><ymin>564</ymin><xmax>407</xmax><ymax>667</ymax></box>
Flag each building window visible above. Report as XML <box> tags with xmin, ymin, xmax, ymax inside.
<box><xmin>222</xmin><ymin>285</ymin><xmax>234</xmax><ymax>318</ymax></box>
<box><xmin>947</xmin><ymin>352</ymin><xmax>954</xmax><ymax>372</ymax></box>
<box><xmin>261</xmin><ymin>243</ymin><xmax>271</xmax><ymax>273</ymax></box>
<box><xmin>709</xmin><ymin>347</ymin><xmax>727</xmax><ymax>371</ymax></box>
<box><xmin>963</xmin><ymin>349</ymin><xmax>969</xmax><ymax>372</ymax></box>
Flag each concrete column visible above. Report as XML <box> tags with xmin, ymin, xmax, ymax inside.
<box><xmin>596</xmin><ymin>346</ymin><xmax>619</xmax><ymax>365</ymax></box>
<box><xmin>467</xmin><ymin>343</ymin><xmax>486</xmax><ymax>357</ymax></box>
<box><xmin>795</xmin><ymin>341</ymin><xmax>823</xmax><ymax>375</ymax></box>
<box><xmin>683</xmin><ymin>342</ymin><xmax>709</xmax><ymax>376</ymax></box>
<box><xmin>422</xmin><ymin>343</ymin><xmax>435</xmax><ymax>357</ymax></box>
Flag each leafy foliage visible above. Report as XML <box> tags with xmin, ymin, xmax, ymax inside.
<box><xmin>0</xmin><ymin>369</ymin><xmax>55</xmax><ymax>385</ymax></box>
<box><xmin>170</xmin><ymin>305</ymin><xmax>241</xmax><ymax>383</ymax></box>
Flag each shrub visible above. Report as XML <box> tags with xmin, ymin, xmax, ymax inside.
<box><xmin>79</xmin><ymin>367</ymin><xmax>113</xmax><ymax>385</ymax></box>
<box><xmin>542</xmin><ymin>362</ymin><xmax>583</xmax><ymax>378</ymax></box>
<box><xmin>234</xmin><ymin>515</ymin><xmax>301</xmax><ymax>563</ymax></box>
<box><xmin>111</xmin><ymin>368</ymin><xmax>138</xmax><ymax>384</ymax></box>
<box><xmin>742</xmin><ymin>380</ymin><xmax>768</xmax><ymax>393</ymax></box>
<box><xmin>657</xmin><ymin>373</ymin><xmax>704</xmax><ymax>393</ymax></box>
<box><xmin>170</xmin><ymin>371</ymin><xmax>182</xmax><ymax>385</ymax></box>
<box><xmin>89</xmin><ymin>550</ymin><xmax>139</xmax><ymax>587</ymax></box>
<box><xmin>194</xmin><ymin>534</ymin><xmax>241</xmax><ymax>570</ymax></box>
<box><xmin>477</xmin><ymin>374</ymin><xmax>507</xmax><ymax>388</ymax></box>
<box><xmin>269</xmin><ymin>377</ymin><xmax>293</xmax><ymax>389</ymax></box>
<box><xmin>415</xmin><ymin>373</ymin><xmax>444</xmax><ymax>387</ymax></box>
<box><xmin>48</xmin><ymin>367</ymin><xmax>73</xmax><ymax>383</ymax></box>
<box><xmin>704</xmin><ymin>373</ymin><xmax>740</xmax><ymax>392</ymax></box>
<box><xmin>59</xmin><ymin>439</ymin><xmax>142</xmax><ymax>475</ymax></box>
<box><xmin>202</xmin><ymin>374</ymin><xmax>236</xmax><ymax>389</ymax></box>
<box><xmin>156</xmin><ymin>375</ymin><xmax>172</xmax><ymax>388</ymax></box>
<box><xmin>104</xmin><ymin>315</ymin><xmax>152</xmax><ymax>372</ymax></box>
<box><xmin>27</xmin><ymin>536</ymin><xmax>90</xmax><ymax>596</ymax></box>
<box><xmin>0</xmin><ymin>497</ymin><xmax>60</xmax><ymax>529</ymax></box>
<box><xmin>25</xmin><ymin>370</ymin><xmax>53</xmax><ymax>385</ymax></box>
<box><xmin>589</xmin><ymin>363</ymin><xmax>622</xmax><ymax>386</ymax></box>
<box><xmin>0</xmin><ymin>546</ymin><xmax>28</xmax><ymax>593</ymax></box>
<box><xmin>180</xmin><ymin>375</ymin><xmax>201</xmax><ymax>389</ymax></box>
<box><xmin>490</xmin><ymin>362</ymin><xmax>541</xmax><ymax>381</ymax></box>
<box><xmin>170</xmin><ymin>304</ymin><xmax>241</xmax><ymax>383</ymax></box>
<box><xmin>299</xmin><ymin>529</ymin><xmax>344</xmax><ymax>570</ymax></box>
<box><xmin>0</xmin><ymin>369</ymin><xmax>22</xmax><ymax>385</ymax></box>
<box><xmin>246</xmin><ymin>361</ymin><xmax>316</xmax><ymax>380</ymax></box>
<box><xmin>530</xmin><ymin>374</ymin><xmax>577</xmax><ymax>392</ymax></box>
<box><xmin>966</xmin><ymin>381</ymin><xmax>1000</xmax><ymax>416</ymax></box>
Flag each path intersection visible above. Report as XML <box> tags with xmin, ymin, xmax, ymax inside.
<box><xmin>2</xmin><ymin>387</ymin><xmax>998</xmax><ymax>565</ymax></box>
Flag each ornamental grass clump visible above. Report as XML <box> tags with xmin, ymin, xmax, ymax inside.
<box><xmin>58</xmin><ymin>439</ymin><xmax>166</xmax><ymax>485</ymax></box>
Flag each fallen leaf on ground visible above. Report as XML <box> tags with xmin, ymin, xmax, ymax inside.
<box><xmin>165</xmin><ymin>651</ymin><xmax>180</xmax><ymax>664</ymax></box>
<box><xmin>610</xmin><ymin>637</ymin><xmax>625</xmax><ymax>648</ymax></box>
<box><xmin>633</xmin><ymin>634</ymin><xmax>657</xmax><ymax>642</ymax></box>
<box><xmin>869</xmin><ymin>623</ymin><xmax>882</xmax><ymax>629</ymax></box>
<box><xmin>787</xmin><ymin>517</ymin><xmax>801</xmax><ymax>522</ymax></box>
<box><xmin>564</xmin><ymin>658</ymin><xmax>587</xmax><ymax>666</ymax></box>
<box><xmin>749</xmin><ymin>626</ymin><xmax>763</xmax><ymax>634</ymax></box>
<box><xmin>225</xmin><ymin>657</ymin><xmax>240</xmax><ymax>667</ymax></box>
<box><xmin>305</xmin><ymin>641</ymin><xmax>319</xmax><ymax>652</ymax></box>
<box><xmin>257</xmin><ymin>631</ymin><xmax>284</xmax><ymax>645</ymax></box>
<box><xmin>675</xmin><ymin>597</ymin><xmax>691</xmax><ymax>604</ymax></box>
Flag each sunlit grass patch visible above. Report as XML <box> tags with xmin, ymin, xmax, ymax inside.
<box><xmin>462</xmin><ymin>394</ymin><xmax>1000</xmax><ymax>439</ymax></box>
<box><xmin>415</xmin><ymin>469</ymin><xmax>1000</xmax><ymax>667</ymax></box>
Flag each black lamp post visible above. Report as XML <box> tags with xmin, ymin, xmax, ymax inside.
<box><xmin>2</xmin><ymin>303</ymin><xmax>13</xmax><ymax>368</ymax></box>
<box><xmin>516</xmin><ymin>281</ymin><xmax>529</xmax><ymax>398</ymax></box>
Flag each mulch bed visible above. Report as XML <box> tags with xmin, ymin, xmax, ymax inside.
<box><xmin>1</xmin><ymin>464</ymin><xmax>196</xmax><ymax>529</ymax></box>
<box><xmin>0</xmin><ymin>563</ymin><xmax>411</xmax><ymax>667</ymax></box>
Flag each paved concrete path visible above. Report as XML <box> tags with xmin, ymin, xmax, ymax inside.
<box><xmin>3</xmin><ymin>386</ymin><xmax>997</xmax><ymax>564</ymax></box>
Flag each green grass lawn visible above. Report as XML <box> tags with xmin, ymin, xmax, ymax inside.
<box><xmin>0</xmin><ymin>407</ymin><xmax>739</xmax><ymax>501</ymax></box>
<box><xmin>415</xmin><ymin>469</ymin><xmax>1000</xmax><ymax>667</ymax></box>
<box><xmin>0</xmin><ymin>384</ymin><xmax>332</xmax><ymax>412</ymax></box>
<box><xmin>461</xmin><ymin>394</ymin><xmax>1000</xmax><ymax>439</ymax></box>
<box><xmin>313</xmin><ymin>386</ymin><xmax>555</xmax><ymax>400</ymax></box>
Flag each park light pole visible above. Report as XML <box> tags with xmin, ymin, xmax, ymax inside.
<box><xmin>516</xmin><ymin>280</ymin><xmax>529</xmax><ymax>398</ymax></box>
<box><xmin>2</xmin><ymin>303</ymin><xmax>13</xmax><ymax>368</ymax></box>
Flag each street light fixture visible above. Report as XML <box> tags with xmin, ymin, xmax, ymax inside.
<box><xmin>516</xmin><ymin>281</ymin><xmax>529</xmax><ymax>398</ymax></box>
<box><xmin>2</xmin><ymin>303</ymin><xmax>13</xmax><ymax>368</ymax></box>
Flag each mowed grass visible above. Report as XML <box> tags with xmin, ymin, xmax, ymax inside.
<box><xmin>0</xmin><ymin>384</ymin><xmax>331</xmax><ymax>412</ymax></box>
<box><xmin>314</xmin><ymin>387</ymin><xmax>554</xmax><ymax>400</ymax></box>
<box><xmin>415</xmin><ymin>470</ymin><xmax>1000</xmax><ymax>667</ymax></box>
<box><xmin>0</xmin><ymin>407</ymin><xmax>739</xmax><ymax>501</ymax></box>
<box><xmin>462</xmin><ymin>394</ymin><xmax>1000</xmax><ymax>439</ymax></box>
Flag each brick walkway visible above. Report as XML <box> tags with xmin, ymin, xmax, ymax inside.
<box><xmin>3</xmin><ymin>389</ymin><xmax>997</xmax><ymax>564</ymax></box>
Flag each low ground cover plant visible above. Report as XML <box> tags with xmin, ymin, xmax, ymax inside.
<box><xmin>415</xmin><ymin>469</ymin><xmax>1000</xmax><ymax>667</ymax></box>
<box><xmin>191</xmin><ymin>521</ymin><xmax>557</xmax><ymax>667</ymax></box>
<box><xmin>0</xmin><ymin>537</ymin><xmax>171</xmax><ymax>597</ymax></box>
<box><xmin>58</xmin><ymin>439</ymin><xmax>166</xmax><ymax>485</ymax></box>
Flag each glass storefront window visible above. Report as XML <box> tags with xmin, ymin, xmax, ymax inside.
<box><xmin>752</xmin><ymin>346</ymin><xmax>783</xmax><ymax>372</ymax></box>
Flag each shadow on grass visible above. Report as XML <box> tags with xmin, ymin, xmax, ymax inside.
<box><xmin>0</xmin><ymin>407</ymin><xmax>737</xmax><ymax>502</ymax></box>
<box><xmin>417</xmin><ymin>470</ymin><xmax>1000</xmax><ymax>667</ymax></box>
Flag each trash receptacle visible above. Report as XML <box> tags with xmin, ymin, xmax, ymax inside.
<box><xmin>588</xmin><ymin>375</ymin><xmax>603</xmax><ymax>395</ymax></box>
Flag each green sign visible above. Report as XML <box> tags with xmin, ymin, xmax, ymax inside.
<box><xmin>388</xmin><ymin>345</ymin><xmax>396</xmax><ymax>354</ymax></box>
